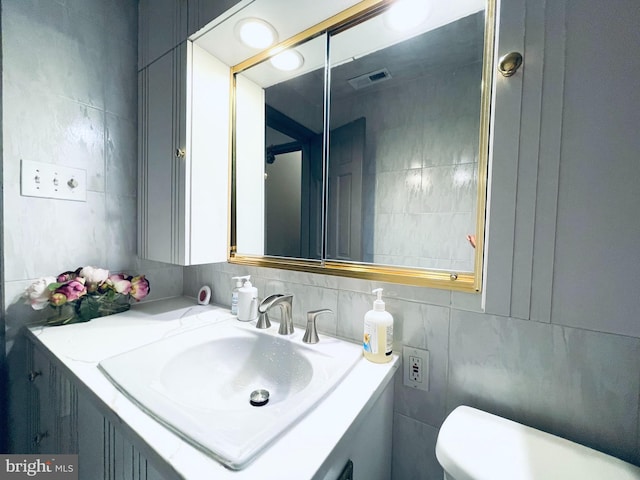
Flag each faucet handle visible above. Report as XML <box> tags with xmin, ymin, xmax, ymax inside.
<box><xmin>303</xmin><ymin>309</ymin><xmax>333</xmax><ymax>344</ymax></box>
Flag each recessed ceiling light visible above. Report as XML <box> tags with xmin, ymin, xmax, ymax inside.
<box><xmin>386</xmin><ymin>0</ymin><xmax>431</xmax><ymax>31</ymax></box>
<box><xmin>236</xmin><ymin>18</ymin><xmax>278</xmax><ymax>49</ymax></box>
<box><xmin>270</xmin><ymin>50</ymin><xmax>304</xmax><ymax>71</ymax></box>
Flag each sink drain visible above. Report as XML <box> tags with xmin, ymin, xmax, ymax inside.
<box><xmin>249</xmin><ymin>389</ymin><xmax>270</xmax><ymax>407</ymax></box>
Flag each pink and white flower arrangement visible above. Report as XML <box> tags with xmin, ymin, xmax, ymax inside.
<box><xmin>24</xmin><ymin>266</ymin><xmax>150</xmax><ymax>325</ymax></box>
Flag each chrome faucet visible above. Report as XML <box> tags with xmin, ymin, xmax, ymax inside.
<box><xmin>257</xmin><ymin>293</ymin><xmax>294</xmax><ymax>335</ymax></box>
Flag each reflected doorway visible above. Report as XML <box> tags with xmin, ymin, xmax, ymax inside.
<box><xmin>265</xmin><ymin>150</ymin><xmax>302</xmax><ymax>257</ymax></box>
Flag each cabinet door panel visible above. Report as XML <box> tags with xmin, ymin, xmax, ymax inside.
<box><xmin>139</xmin><ymin>41</ymin><xmax>229</xmax><ymax>266</ymax></box>
<box><xmin>139</xmin><ymin>0</ymin><xmax>188</xmax><ymax>69</ymax></box>
<box><xmin>30</xmin><ymin>346</ymin><xmax>54</xmax><ymax>453</ymax></box>
<box><xmin>139</xmin><ymin>45</ymin><xmax>187</xmax><ymax>264</ymax></box>
<box><xmin>9</xmin><ymin>333</ymin><xmax>31</xmax><ymax>453</ymax></box>
<box><xmin>146</xmin><ymin>52</ymin><xmax>176</xmax><ymax>262</ymax></box>
<box><xmin>77</xmin><ymin>394</ymin><xmax>105</xmax><ymax>479</ymax></box>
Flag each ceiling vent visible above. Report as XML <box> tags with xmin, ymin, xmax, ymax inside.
<box><xmin>347</xmin><ymin>68</ymin><xmax>392</xmax><ymax>90</ymax></box>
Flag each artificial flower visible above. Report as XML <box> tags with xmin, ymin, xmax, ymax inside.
<box><xmin>57</xmin><ymin>269</ymin><xmax>79</xmax><ymax>283</ymax></box>
<box><xmin>130</xmin><ymin>275</ymin><xmax>150</xmax><ymax>301</ymax></box>
<box><xmin>50</xmin><ymin>292</ymin><xmax>68</xmax><ymax>306</ymax></box>
<box><xmin>80</xmin><ymin>266</ymin><xmax>110</xmax><ymax>292</ymax></box>
<box><xmin>24</xmin><ymin>276</ymin><xmax>57</xmax><ymax>310</ymax></box>
<box><xmin>107</xmin><ymin>274</ymin><xmax>132</xmax><ymax>294</ymax></box>
<box><xmin>55</xmin><ymin>278</ymin><xmax>87</xmax><ymax>302</ymax></box>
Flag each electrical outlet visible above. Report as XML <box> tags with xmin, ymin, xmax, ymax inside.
<box><xmin>403</xmin><ymin>346</ymin><xmax>429</xmax><ymax>391</ymax></box>
<box><xmin>409</xmin><ymin>355</ymin><xmax>422</xmax><ymax>383</ymax></box>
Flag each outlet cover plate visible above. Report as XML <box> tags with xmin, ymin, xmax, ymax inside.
<box><xmin>403</xmin><ymin>346</ymin><xmax>429</xmax><ymax>391</ymax></box>
<box><xmin>21</xmin><ymin>159</ymin><xmax>87</xmax><ymax>202</ymax></box>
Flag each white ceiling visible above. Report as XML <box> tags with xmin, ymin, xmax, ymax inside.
<box><xmin>192</xmin><ymin>0</ymin><xmax>362</xmax><ymax>67</ymax></box>
<box><xmin>193</xmin><ymin>0</ymin><xmax>485</xmax><ymax>88</ymax></box>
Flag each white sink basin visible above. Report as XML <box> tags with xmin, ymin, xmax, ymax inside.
<box><xmin>160</xmin><ymin>335</ymin><xmax>314</xmax><ymax>410</ymax></box>
<box><xmin>98</xmin><ymin>318</ymin><xmax>362</xmax><ymax>470</ymax></box>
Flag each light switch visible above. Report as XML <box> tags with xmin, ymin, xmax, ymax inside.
<box><xmin>21</xmin><ymin>160</ymin><xmax>87</xmax><ymax>202</ymax></box>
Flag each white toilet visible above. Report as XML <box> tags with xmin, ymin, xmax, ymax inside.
<box><xmin>436</xmin><ymin>406</ymin><xmax>640</xmax><ymax>480</ymax></box>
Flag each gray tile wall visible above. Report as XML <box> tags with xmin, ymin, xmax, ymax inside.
<box><xmin>1</xmin><ymin>0</ymin><xmax>182</xmax><ymax>326</ymax></box>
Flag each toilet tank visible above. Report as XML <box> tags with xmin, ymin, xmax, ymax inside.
<box><xmin>436</xmin><ymin>406</ymin><xmax>640</xmax><ymax>480</ymax></box>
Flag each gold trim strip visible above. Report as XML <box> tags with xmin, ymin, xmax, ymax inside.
<box><xmin>229</xmin><ymin>254</ymin><xmax>478</xmax><ymax>292</ymax></box>
<box><xmin>227</xmin><ymin>69</ymin><xmax>236</xmax><ymax>259</ymax></box>
<box><xmin>472</xmin><ymin>0</ymin><xmax>497</xmax><ymax>291</ymax></box>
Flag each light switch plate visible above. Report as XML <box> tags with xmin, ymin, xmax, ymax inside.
<box><xmin>21</xmin><ymin>160</ymin><xmax>87</xmax><ymax>202</ymax></box>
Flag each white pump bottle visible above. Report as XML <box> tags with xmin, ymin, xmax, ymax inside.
<box><xmin>363</xmin><ymin>288</ymin><xmax>393</xmax><ymax>363</ymax></box>
<box><xmin>237</xmin><ymin>276</ymin><xmax>258</xmax><ymax>321</ymax></box>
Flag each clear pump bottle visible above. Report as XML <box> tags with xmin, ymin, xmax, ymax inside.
<box><xmin>231</xmin><ymin>276</ymin><xmax>248</xmax><ymax>315</ymax></box>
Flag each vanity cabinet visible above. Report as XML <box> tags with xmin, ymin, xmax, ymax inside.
<box><xmin>9</xmin><ymin>337</ymin><xmax>76</xmax><ymax>455</ymax></box>
<box><xmin>137</xmin><ymin>40</ymin><xmax>230</xmax><ymax>266</ymax></box>
<box><xmin>9</xmin><ymin>300</ymin><xmax>397</xmax><ymax>480</ymax></box>
<box><xmin>15</xmin><ymin>333</ymin><xmax>168</xmax><ymax>479</ymax></box>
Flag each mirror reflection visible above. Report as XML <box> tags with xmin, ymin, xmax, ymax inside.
<box><xmin>235</xmin><ymin>34</ymin><xmax>326</xmax><ymax>260</ymax></box>
<box><xmin>326</xmin><ymin>8</ymin><xmax>484</xmax><ymax>271</ymax></box>
<box><xmin>232</xmin><ymin>0</ymin><xmax>491</xmax><ymax>283</ymax></box>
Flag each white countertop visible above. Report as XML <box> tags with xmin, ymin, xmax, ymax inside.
<box><xmin>28</xmin><ymin>297</ymin><xmax>399</xmax><ymax>479</ymax></box>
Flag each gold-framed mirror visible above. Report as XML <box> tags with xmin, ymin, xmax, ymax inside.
<box><xmin>228</xmin><ymin>0</ymin><xmax>496</xmax><ymax>292</ymax></box>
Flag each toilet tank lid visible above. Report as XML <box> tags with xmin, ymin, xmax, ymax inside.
<box><xmin>435</xmin><ymin>406</ymin><xmax>640</xmax><ymax>480</ymax></box>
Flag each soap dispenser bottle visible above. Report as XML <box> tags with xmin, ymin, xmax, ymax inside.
<box><xmin>237</xmin><ymin>276</ymin><xmax>258</xmax><ymax>321</ymax></box>
<box><xmin>363</xmin><ymin>288</ymin><xmax>393</xmax><ymax>363</ymax></box>
<box><xmin>231</xmin><ymin>276</ymin><xmax>247</xmax><ymax>315</ymax></box>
